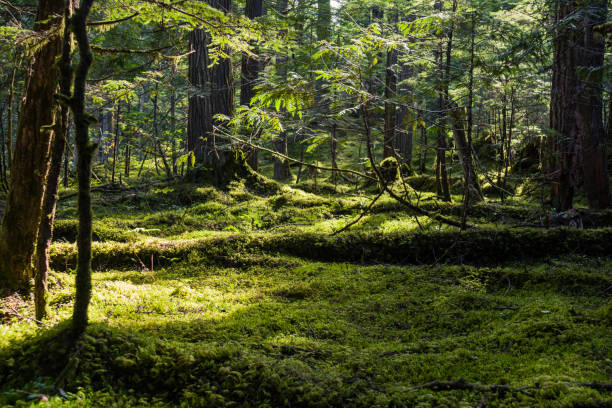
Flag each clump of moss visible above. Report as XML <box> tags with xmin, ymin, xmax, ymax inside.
<box><xmin>379</xmin><ymin>157</ymin><xmax>399</xmax><ymax>184</ymax></box>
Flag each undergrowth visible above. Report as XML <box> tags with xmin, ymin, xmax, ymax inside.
<box><xmin>1</xmin><ymin>181</ymin><xmax>611</xmax><ymax>407</ymax></box>
<box><xmin>1</xmin><ymin>255</ymin><xmax>611</xmax><ymax>407</ymax></box>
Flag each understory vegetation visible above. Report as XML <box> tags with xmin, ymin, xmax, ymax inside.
<box><xmin>1</xmin><ymin>180</ymin><xmax>611</xmax><ymax>407</ymax></box>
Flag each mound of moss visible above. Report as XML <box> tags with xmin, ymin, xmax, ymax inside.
<box><xmin>49</xmin><ymin>227</ymin><xmax>612</xmax><ymax>271</ymax></box>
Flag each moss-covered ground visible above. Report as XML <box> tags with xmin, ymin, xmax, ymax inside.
<box><xmin>1</xmin><ymin>179</ymin><xmax>611</xmax><ymax>407</ymax></box>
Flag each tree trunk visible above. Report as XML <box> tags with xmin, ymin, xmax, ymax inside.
<box><xmin>549</xmin><ymin>0</ymin><xmax>609</xmax><ymax>210</ymax></box>
<box><xmin>273</xmin><ymin>0</ymin><xmax>292</xmax><ymax>181</ymax></box>
<box><xmin>330</xmin><ymin>122</ymin><xmax>338</xmax><ymax>184</ymax></box>
<box><xmin>395</xmin><ymin>60</ymin><xmax>413</xmax><ymax>168</ymax></box>
<box><xmin>448</xmin><ymin>103</ymin><xmax>483</xmax><ymax>201</ymax></box>
<box><xmin>578</xmin><ymin>0</ymin><xmax>609</xmax><ymax>209</ymax></box>
<box><xmin>434</xmin><ymin>0</ymin><xmax>450</xmax><ymax>202</ymax></box>
<box><xmin>111</xmin><ymin>102</ymin><xmax>120</xmax><ymax>184</ymax></box>
<box><xmin>152</xmin><ymin>83</ymin><xmax>172</xmax><ymax>178</ymax></box>
<box><xmin>34</xmin><ymin>0</ymin><xmax>74</xmax><ymax>320</ymax></box>
<box><xmin>0</xmin><ymin>0</ymin><xmax>65</xmax><ymax>292</ymax></box>
<box><xmin>241</xmin><ymin>0</ymin><xmax>264</xmax><ymax>171</ymax></box>
<box><xmin>383</xmin><ymin>46</ymin><xmax>397</xmax><ymax>159</ymax></box>
<box><xmin>70</xmin><ymin>0</ymin><xmax>96</xmax><ymax>337</ymax></box>
<box><xmin>188</xmin><ymin>0</ymin><xmax>235</xmax><ymax>187</ymax></box>
<box><xmin>124</xmin><ymin>101</ymin><xmax>131</xmax><ymax>177</ymax></box>
<box><xmin>273</xmin><ymin>134</ymin><xmax>292</xmax><ymax>181</ymax></box>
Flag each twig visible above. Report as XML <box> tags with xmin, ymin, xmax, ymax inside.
<box><xmin>6</xmin><ymin>305</ymin><xmax>50</xmax><ymax>327</ymax></box>
<box><xmin>333</xmin><ymin>190</ymin><xmax>384</xmax><ymax>234</ymax></box>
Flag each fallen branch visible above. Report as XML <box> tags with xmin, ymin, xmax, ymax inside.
<box><xmin>334</xmin><ymin>190</ymin><xmax>384</xmax><ymax>234</ymax></box>
<box><xmin>5</xmin><ymin>305</ymin><xmax>50</xmax><ymax>328</ymax></box>
<box><xmin>405</xmin><ymin>379</ymin><xmax>530</xmax><ymax>394</ymax></box>
<box><xmin>225</xmin><ymin>134</ymin><xmax>377</xmax><ymax>182</ymax></box>
<box><xmin>403</xmin><ymin>379</ymin><xmax>612</xmax><ymax>394</ymax></box>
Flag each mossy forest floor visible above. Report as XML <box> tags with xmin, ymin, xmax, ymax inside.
<box><xmin>1</xmin><ymin>179</ymin><xmax>611</xmax><ymax>407</ymax></box>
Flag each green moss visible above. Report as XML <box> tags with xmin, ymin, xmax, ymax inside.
<box><xmin>2</xmin><ymin>257</ymin><xmax>611</xmax><ymax>407</ymax></box>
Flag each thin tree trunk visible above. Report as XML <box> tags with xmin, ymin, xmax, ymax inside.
<box><xmin>70</xmin><ymin>0</ymin><xmax>96</xmax><ymax>337</ymax></box>
<box><xmin>330</xmin><ymin>123</ymin><xmax>338</xmax><ymax>184</ymax></box>
<box><xmin>111</xmin><ymin>102</ymin><xmax>120</xmax><ymax>184</ymax></box>
<box><xmin>170</xmin><ymin>73</ymin><xmax>178</xmax><ymax>176</ymax></box>
<box><xmin>419</xmin><ymin>125</ymin><xmax>427</xmax><ymax>174</ymax></box>
<box><xmin>383</xmin><ymin>44</ymin><xmax>398</xmax><ymax>159</ymax></box>
<box><xmin>434</xmin><ymin>0</ymin><xmax>450</xmax><ymax>201</ymax></box>
<box><xmin>125</xmin><ymin>101</ymin><xmax>131</xmax><ymax>177</ymax></box>
<box><xmin>63</xmin><ymin>132</ymin><xmax>70</xmax><ymax>188</ymax></box>
<box><xmin>153</xmin><ymin>83</ymin><xmax>172</xmax><ymax>178</ymax></box>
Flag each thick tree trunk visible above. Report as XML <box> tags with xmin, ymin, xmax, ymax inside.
<box><xmin>550</xmin><ymin>0</ymin><xmax>609</xmax><ymax>210</ymax></box>
<box><xmin>0</xmin><ymin>0</ymin><xmax>65</xmax><ymax>292</ymax></box>
<box><xmin>34</xmin><ymin>0</ymin><xmax>74</xmax><ymax>320</ymax></box>
<box><xmin>241</xmin><ymin>0</ymin><xmax>263</xmax><ymax>171</ymax></box>
<box><xmin>188</xmin><ymin>0</ymin><xmax>235</xmax><ymax>187</ymax></box>
<box><xmin>578</xmin><ymin>0</ymin><xmax>609</xmax><ymax>209</ymax></box>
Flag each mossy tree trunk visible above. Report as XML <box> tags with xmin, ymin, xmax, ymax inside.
<box><xmin>34</xmin><ymin>0</ymin><xmax>75</xmax><ymax>320</ymax></box>
<box><xmin>70</xmin><ymin>0</ymin><xmax>96</xmax><ymax>337</ymax></box>
<box><xmin>0</xmin><ymin>0</ymin><xmax>65</xmax><ymax>293</ymax></box>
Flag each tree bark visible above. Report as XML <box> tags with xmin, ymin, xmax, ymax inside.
<box><xmin>241</xmin><ymin>0</ymin><xmax>263</xmax><ymax>171</ymax></box>
<box><xmin>434</xmin><ymin>0</ymin><xmax>450</xmax><ymax>202</ymax></box>
<box><xmin>549</xmin><ymin>0</ymin><xmax>609</xmax><ymax>210</ymax></box>
<box><xmin>273</xmin><ymin>0</ymin><xmax>292</xmax><ymax>181</ymax></box>
<box><xmin>0</xmin><ymin>0</ymin><xmax>65</xmax><ymax>292</ymax></box>
<box><xmin>448</xmin><ymin>103</ymin><xmax>483</xmax><ymax>201</ymax></box>
<box><xmin>383</xmin><ymin>45</ymin><xmax>397</xmax><ymax>159</ymax></box>
<box><xmin>34</xmin><ymin>0</ymin><xmax>74</xmax><ymax>320</ymax></box>
<box><xmin>70</xmin><ymin>0</ymin><xmax>96</xmax><ymax>337</ymax></box>
<box><xmin>187</xmin><ymin>0</ymin><xmax>235</xmax><ymax>187</ymax></box>
<box><xmin>578</xmin><ymin>0</ymin><xmax>609</xmax><ymax>209</ymax></box>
